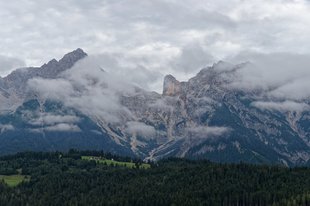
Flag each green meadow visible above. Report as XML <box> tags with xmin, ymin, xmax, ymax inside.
<box><xmin>0</xmin><ymin>174</ymin><xmax>30</xmax><ymax>187</ymax></box>
<box><xmin>82</xmin><ymin>156</ymin><xmax>150</xmax><ymax>169</ymax></box>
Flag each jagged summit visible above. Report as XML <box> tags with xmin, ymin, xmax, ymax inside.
<box><xmin>3</xmin><ymin>49</ymin><xmax>88</xmax><ymax>99</ymax></box>
<box><xmin>163</xmin><ymin>74</ymin><xmax>181</xmax><ymax>96</ymax></box>
<box><xmin>58</xmin><ymin>48</ymin><xmax>87</xmax><ymax>69</ymax></box>
<box><xmin>41</xmin><ymin>48</ymin><xmax>87</xmax><ymax>72</ymax></box>
<box><xmin>1</xmin><ymin>49</ymin><xmax>310</xmax><ymax>166</ymax></box>
<box><xmin>44</xmin><ymin>59</ymin><xmax>59</xmax><ymax>69</ymax></box>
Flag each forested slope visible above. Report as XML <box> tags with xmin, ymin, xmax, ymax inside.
<box><xmin>1</xmin><ymin>150</ymin><xmax>310</xmax><ymax>205</ymax></box>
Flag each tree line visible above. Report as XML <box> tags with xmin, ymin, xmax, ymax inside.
<box><xmin>0</xmin><ymin>150</ymin><xmax>310</xmax><ymax>205</ymax></box>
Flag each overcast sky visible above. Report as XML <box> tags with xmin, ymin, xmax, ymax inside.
<box><xmin>1</xmin><ymin>0</ymin><xmax>310</xmax><ymax>93</ymax></box>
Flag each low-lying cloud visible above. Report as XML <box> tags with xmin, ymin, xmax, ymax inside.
<box><xmin>225</xmin><ymin>52</ymin><xmax>310</xmax><ymax>98</ymax></box>
<box><xmin>269</xmin><ymin>77</ymin><xmax>310</xmax><ymax>100</ymax></box>
<box><xmin>91</xmin><ymin>130</ymin><xmax>102</xmax><ymax>135</ymax></box>
<box><xmin>252</xmin><ymin>101</ymin><xmax>310</xmax><ymax>112</ymax></box>
<box><xmin>28</xmin><ymin>128</ymin><xmax>41</xmax><ymax>133</ymax></box>
<box><xmin>194</xmin><ymin>107</ymin><xmax>212</xmax><ymax>117</ymax></box>
<box><xmin>148</xmin><ymin>99</ymin><xmax>173</xmax><ymax>110</ymax></box>
<box><xmin>29</xmin><ymin>113</ymin><xmax>81</xmax><ymax>126</ymax></box>
<box><xmin>0</xmin><ymin>124</ymin><xmax>14</xmax><ymax>130</ymax></box>
<box><xmin>28</xmin><ymin>78</ymin><xmax>74</xmax><ymax>101</ymax></box>
<box><xmin>45</xmin><ymin>123</ymin><xmax>81</xmax><ymax>132</ymax></box>
<box><xmin>186</xmin><ymin>126</ymin><xmax>231</xmax><ymax>138</ymax></box>
<box><xmin>86</xmin><ymin>54</ymin><xmax>164</xmax><ymax>92</ymax></box>
<box><xmin>125</xmin><ymin>121</ymin><xmax>156</xmax><ymax>137</ymax></box>
<box><xmin>28</xmin><ymin>58</ymin><xmax>136</xmax><ymax>123</ymax></box>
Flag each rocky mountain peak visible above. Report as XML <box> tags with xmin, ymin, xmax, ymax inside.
<box><xmin>163</xmin><ymin>74</ymin><xmax>181</xmax><ymax>96</ymax></box>
<box><xmin>40</xmin><ymin>48</ymin><xmax>87</xmax><ymax>77</ymax></box>
<box><xmin>58</xmin><ymin>48</ymin><xmax>88</xmax><ymax>70</ymax></box>
<box><xmin>1</xmin><ymin>49</ymin><xmax>310</xmax><ymax>167</ymax></box>
<box><xmin>2</xmin><ymin>48</ymin><xmax>88</xmax><ymax>100</ymax></box>
<box><xmin>45</xmin><ymin>59</ymin><xmax>59</xmax><ymax>67</ymax></box>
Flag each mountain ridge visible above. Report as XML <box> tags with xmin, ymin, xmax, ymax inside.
<box><xmin>0</xmin><ymin>49</ymin><xmax>309</xmax><ymax>166</ymax></box>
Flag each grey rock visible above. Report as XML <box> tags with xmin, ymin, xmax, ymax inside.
<box><xmin>1</xmin><ymin>50</ymin><xmax>310</xmax><ymax>166</ymax></box>
<box><xmin>2</xmin><ymin>48</ymin><xmax>87</xmax><ymax>100</ymax></box>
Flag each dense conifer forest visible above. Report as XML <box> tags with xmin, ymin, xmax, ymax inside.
<box><xmin>1</xmin><ymin>149</ymin><xmax>310</xmax><ymax>205</ymax></box>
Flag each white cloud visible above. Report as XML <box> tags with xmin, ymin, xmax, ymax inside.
<box><xmin>87</xmin><ymin>54</ymin><xmax>164</xmax><ymax>91</ymax></box>
<box><xmin>186</xmin><ymin>126</ymin><xmax>231</xmax><ymax>137</ymax></box>
<box><xmin>29</xmin><ymin>113</ymin><xmax>81</xmax><ymax>126</ymax></box>
<box><xmin>1</xmin><ymin>0</ymin><xmax>310</xmax><ymax>93</ymax></box>
<box><xmin>91</xmin><ymin>130</ymin><xmax>102</xmax><ymax>135</ymax></box>
<box><xmin>269</xmin><ymin>77</ymin><xmax>310</xmax><ymax>100</ymax></box>
<box><xmin>28</xmin><ymin>59</ymin><xmax>135</xmax><ymax>123</ymax></box>
<box><xmin>148</xmin><ymin>99</ymin><xmax>173</xmax><ymax>110</ymax></box>
<box><xmin>252</xmin><ymin>101</ymin><xmax>310</xmax><ymax>112</ymax></box>
<box><xmin>0</xmin><ymin>124</ymin><xmax>14</xmax><ymax>130</ymax></box>
<box><xmin>200</xmin><ymin>97</ymin><xmax>214</xmax><ymax>103</ymax></box>
<box><xmin>194</xmin><ymin>107</ymin><xmax>212</xmax><ymax>117</ymax></box>
<box><xmin>28</xmin><ymin>128</ymin><xmax>41</xmax><ymax>133</ymax></box>
<box><xmin>223</xmin><ymin>52</ymin><xmax>310</xmax><ymax>99</ymax></box>
<box><xmin>28</xmin><ymin>78</ymin><xmax>74</xmax><ymax>100</ymax></box>
<box><xmin>45</xmin><ymin>123</ymin><xmax>81</xmax><ymax>132</ymax></box>
<box><xmin>125</xmin><ymin>121</ymin><xmax>156</xmax><ymax>137</ymax></box>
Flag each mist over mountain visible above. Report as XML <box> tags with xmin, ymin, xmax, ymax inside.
<box><xmin>1</xmin><ymin>49</ymin><xmax>310</xmax><ymax>166</ymax></box>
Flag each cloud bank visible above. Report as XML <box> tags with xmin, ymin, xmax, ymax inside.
<box><xmin>2</xmin><ymin>0</ymin><xmax>310</xmax><ymax>93</ymax></box>
<box><xmin>252</xmin><ymin>101</ymin><xmax>310</xmax><ymax>112</ymax></box>
<box><xmin>148</xmin><ymin>98</ymin><xmax>173</xmax><ymax>110</ymax></box>
<box><xmin>29</xmin><ymin>113</ymin><xmax>81</xmax><ymax>126</ymax></box>
<box><xmin>28</xmin><ymin>58</ymin><xmax>135</xmax><ymax>123</ymax></box>
<box><xmin>226</xmin><ymin>52</ymin><xmax>310</xmax><ymax>94</ymax></box>
<box><xmin>186</xmin><ymin>126</ymin><xmax>231</xmax><ymax>138</ymax></box>
<box><xmin>0</xmin><ymin>124</ymin><xmax>14</xmax><ymax>131</ymax></box>
<box><xmin>45</xmin><ymin>123</ymin><xmax>81</xmax><ymax>132</ymax></box>
<box><xmin>125</xmin><ymin>121</ymin><xmax>156</xmax><ymax>137</ymax></box>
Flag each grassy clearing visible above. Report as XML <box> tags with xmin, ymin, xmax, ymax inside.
<box><xmin>82</xmin><ymin>156</ymin><xmax>150</xmax><ymax>169</ymax></box>
<box><xmin>0</xmin><ymin>174</ymin><xmax>30</xmax><ymax>186</ymax></box>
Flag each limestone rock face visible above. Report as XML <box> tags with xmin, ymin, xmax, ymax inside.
<box><xmin>1</xmin><ymin>48</ymin><xmax>87</xmax><ymax>102</ymax></box>
<box><xmin>1</xmin><ymin>50</ymin><xmax>310</xmax><ymax>166</ymax></box>
<box><xmin>163</xmin><ymin>75</ymin><xmax>181</xmax><ymax>96</ymax></box>
<box><xmin>116</xmin><ymin>61</ymin><xmax>310</xmax><ymax>165</ymax></box>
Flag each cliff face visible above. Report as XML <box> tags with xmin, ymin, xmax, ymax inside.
<box><xmin>0</xmin><ymin>48</ymin><xmax>87</xmax><ymax>112</ymax></box>
<box><xmin>0</xmin><ymin>49</ymin><xmax>310</xmax><ymax>166</ymax></box>
<box><xmin>163</xmin><ymin>75</ymin><xmax>181</xmax><ymax>96</ymax></box>
<box><xmin>3</xmin><ymin>48</ymin><xmax>87</xmax><ymax>99</ymax></box>
<box><xmin>116</xmin><ymin>61</ymin><xmax>310</xmax><ymax>166</ymax></box>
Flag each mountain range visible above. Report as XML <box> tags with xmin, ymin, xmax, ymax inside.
<box><xmin>0</xmin><ymin>48</ymin><xmax>310</xmax><ymax>166</ymax></box>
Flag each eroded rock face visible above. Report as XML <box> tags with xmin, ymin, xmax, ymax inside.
<box><xmin>1</xmin><ymin>50</ymin><xmax>310</xmax><ymax>166</ymax></box>
<box><xmin>163</xmin><ymin>75</ymin><xmax>181</xmax><ymax>96</ymax></box>
<box><xmin>4</xmin><ymin>48</ymin><xmax>87</xmax><ymax>98</ymax></box>
<box><xmin>117</xmin><ymin>61</ymin><xmax>310</xmax><ymax>165</ymax></box>
<box><xmin>0</xmin><ymin>48</ymin><xmax>87</xmax><ymax>109</ymax></box>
